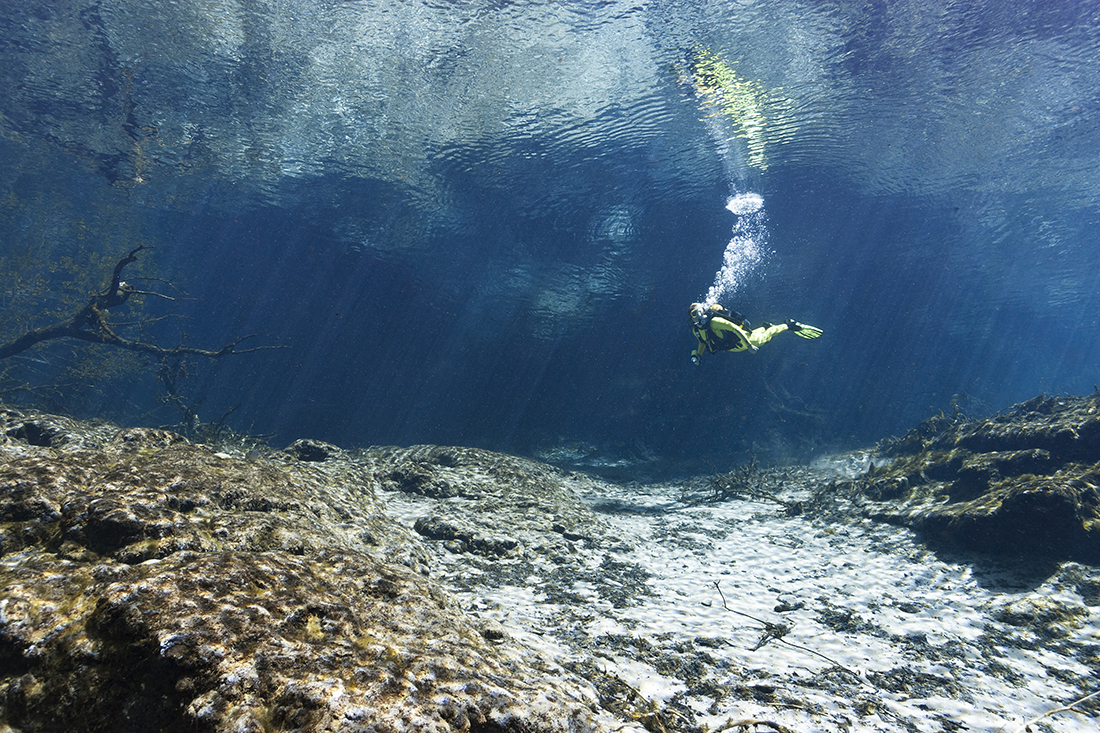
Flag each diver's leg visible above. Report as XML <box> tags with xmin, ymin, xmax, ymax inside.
<box><xmin>746</xmin><ymin>323</ymin><xmax>789</xmax><ymax>347</ymax></box>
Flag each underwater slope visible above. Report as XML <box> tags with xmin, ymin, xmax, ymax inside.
<box><xmin>0</xmin><ymin>415</ymin><xmax>635</xmax><ymax>733</ymax></box>
<box><xmin>2</xmin><ymin>394</ymin><xmax>1099</xmax><ymax>731</ymax></box>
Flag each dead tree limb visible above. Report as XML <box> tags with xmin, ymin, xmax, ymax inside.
<box><xmin>713</xmin><ymin>720</ymin><xmax>796</xmax><ymax>733</ymax></box>
<box><xmin>1005</xmin><ymin>688</ymin><xmax>1100</xmax><ymax>733</ymax></box>
<box><xmin>713</xmin><ymin>581</ymin><xmax>863</xmax><ymax>682</ymax></box>
<box><xmin>0</xmin><ymin>245</ymin><xmax>278</xmax><ymax>361</ymax></box>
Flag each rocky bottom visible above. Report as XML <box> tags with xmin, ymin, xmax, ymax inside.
<box><xmin>2</xmin><ymin>397</ymin><xmax>1099</xmax><ymax>732</ymax></box>
<box><xmin>382</xmin><ymin>458</ymin><xmax>1100</xmax><ymax>733</ymax></box>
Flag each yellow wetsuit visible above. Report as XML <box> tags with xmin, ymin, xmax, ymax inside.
<box><xmin>691</xmin><ymin>316</ymin><xmax>790</xmax><ymax>359</ymax></box>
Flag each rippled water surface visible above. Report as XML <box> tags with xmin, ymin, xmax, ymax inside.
<box><xmin>1</xmin><ymin>0</ymin><xmax>1098</xmax><ymax>465</ymax></box>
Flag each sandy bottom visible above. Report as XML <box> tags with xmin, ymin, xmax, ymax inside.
<box><xmin>384</xmin><ymin>455</ymin><xmax>1100</xmax><ymax>732</ymax></box>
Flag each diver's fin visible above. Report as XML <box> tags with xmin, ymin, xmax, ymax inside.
<box><xmin>793</xmin><ymin>324</ymin><xmax>823</xmax><ymax>339</ymax></box>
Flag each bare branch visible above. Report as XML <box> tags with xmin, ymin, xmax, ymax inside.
<box><xmin>1005</xmin><ymin>688</ymin><xmax>1100</xmax><ymax>733</ymax></box>
<box><xmin>108</xmin><ymin>244</ymin><xmax>148</xmax><ymax>297</ymax></box>
<box><xmin>126</xmin><ymin>275</ymin><xmax>192</xmax><ymax>298</ymax></box>
<box><xmin>0</xmin><ymin>247</ymin><xmax>279</xmax><ymax>362</ymax></box>
<box><xmin>126</xmin><ymin>287</ymin><xmax>176</xmax><ymax>301</ymax></box>
<box><xmin>713</xmin><ymin>720</ymin><xmax>797</xmax><ymax>733</ymax></box>
<box><xmin>713</xmin><ymin>581</ymin><xmax>863</xmax><ymax>682</ymax></box>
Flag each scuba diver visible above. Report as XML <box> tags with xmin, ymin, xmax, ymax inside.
<box><xmin>689</xmin><ymin>302</ymin><xmax>822</xmax><ymax>365</ymax></box>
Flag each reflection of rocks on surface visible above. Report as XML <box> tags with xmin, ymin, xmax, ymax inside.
<box><xmin>837</xmin><ymin>393</ymin><xmax>1100</xmax><ymax>561</ymax></box>
<box><xmin>0</xmin><ymin>408</ymin><xmax>637</xmax><ymax>733</ymax></box>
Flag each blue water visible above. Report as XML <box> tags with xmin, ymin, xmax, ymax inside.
<box><xmin>1</xmin><ymin>0</ymin><xmax>1097</xmax><ymax>472</ymax></box>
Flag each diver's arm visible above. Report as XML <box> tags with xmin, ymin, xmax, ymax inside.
<box><xmin>690</xmin><ymin>339</ymin><xmax>706</xmax><ymax>363</ymax></box>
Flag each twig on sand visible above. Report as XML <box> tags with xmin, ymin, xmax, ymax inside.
<box><xmin>714</xmin><ymin>582</ymin><xmax>863</xmax><ymax>683</ymax></box>
<box><xmin>692</xmin><ymin>457</ymin><xmax>798</xmax><ymax>513</ymax></box>
<box><xmin>612</xmin><ymin>676</ymin><xmax>693</xmax><ymax>733</ymax></box>
<box><xmin>1003</xmin><ymin>688</ymin><xmax>1100</xmax><ymax>733</ymax></box>
<box><xmin>712</xmin><ymin>719</ymin><xmax>797</xmax><ymax>733</ymax></box>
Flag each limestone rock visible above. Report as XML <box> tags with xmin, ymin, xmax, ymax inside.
<box><xmin>2</xmin><ymin>550</ymin><xmax>610</xmax><ymax>732</ymax></box>
<box><xmin>0</xmin><ymin>409</ymin><xmax>638</xmax><ymax>733</ymax></box>
<box><xmin>0</xmin><ymin>426</ymin><xmax>423</xmax><ymax>570</ymax></box>
<box><xmin>2</xmin><ymin>408</ymin><xmax>118</xmax><ymax>451</ymax></box>
<box><xmin>282</xmin><ymin>438</ymin><xmax>344</xmax><ymax>462</ymax></box>
<box><xmin>368</xmin><ymin>444</ymin><xmax>629</xmax><ymax>570</ymax></box>
<box><xmin>845</xmin><ymin>393</ymin><xmax>1100</xmax><ymax>560</ymax></box>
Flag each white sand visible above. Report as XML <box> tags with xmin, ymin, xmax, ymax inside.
<box><xmin>383</xmin><ymin>456</ymin><xmax>1100</xmax><ymax>732</ymax></box>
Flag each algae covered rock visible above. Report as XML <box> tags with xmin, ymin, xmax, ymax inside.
<box><xmin>847</xmin><ymin>393</ymin><xmax>1100</xmax><ymax>560</ymax></box>
<box><xmin>370</xmin><ymin>444</ymin><xmax>622</xmax><ymax>559</ymax></box>
<box><xmin>2</xmin><ymin>550</ymin><xmax>608</xmax><ymax>732</ymax></box>
<box><xmin>0</xmin><ymin>425</ymin><xmax>424</xmax><ymax>570</ymax></box>
<box><xmin>0</xmin><ymin>409</ymin><xmax>636</xmax><ymax>733</ymax></box>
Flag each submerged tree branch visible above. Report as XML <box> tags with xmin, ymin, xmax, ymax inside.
<box><xmin>713</xmin><ymin>581</ymin><xmax>863</xmax><ymax>682</ymax></box>
<box><xmin>1005</xmin><ymin>689</ymin><xmax>1100</xmax><ymax>733</ymax></box>
<box><xmin>0</xmin><ymin>245</ymin><xmax>279</xmax><ymax>361</ymax></box>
